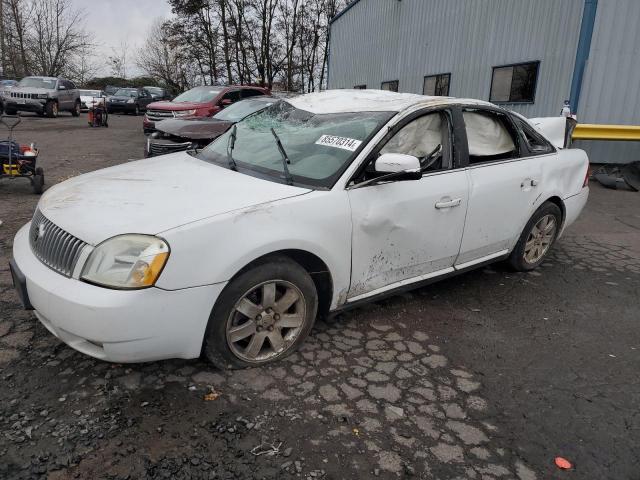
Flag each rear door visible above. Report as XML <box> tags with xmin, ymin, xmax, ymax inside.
<box><xmin>347</xmin><ymin>108</ymin><xmax>469</xmax><ymax>301</ymax></box>
<box><xmin>455</xmin><ymin>107</ymin><xmax>546</xmax><ymax>268</ymax></box>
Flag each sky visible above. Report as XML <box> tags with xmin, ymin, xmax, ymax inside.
<box><xmin>70</xmin><ymin>0</ymin><xmax>174</xmax><ymax>76</ymax></box>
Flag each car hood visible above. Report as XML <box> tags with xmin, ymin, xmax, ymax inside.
<box><xmin>155</xmin><ymin>118</ymin><xmax>232</xmax><ymax>140</ymax></box>
<box><xmin>148</xmin><ymin>100</ymin><xmax>208</xmax><ymax>111</ymax></box>
<box><xmin>37</xmin><ymin>153</ymin><xmax>312</xmax><ymax>245</ymax></box>
<box><xmin>109</xmin><ymin>95</ymin><xmax>134</xmax><ymax>102</ymax></box>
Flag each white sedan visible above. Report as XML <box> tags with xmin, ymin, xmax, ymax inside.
<box><xmin>79</xmin><ymin>89</ymin><xmax>105</xmax><ymax>111</ymax></box>
<box><xmin>10</xmin><ymin>90</ymin><xmax>589</xmax><ymax>368</ymax></box>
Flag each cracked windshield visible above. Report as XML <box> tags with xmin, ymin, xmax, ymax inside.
<box><xmin>198</xmin><ymin>101</ymin><xmax>392</xmax><ymax>186</ymax></box>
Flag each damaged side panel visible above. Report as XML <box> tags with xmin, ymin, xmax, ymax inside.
<box><xmin>347</xmin><ymin>171</ymin><xmax>468</xmax><ymax>300</ymax></box>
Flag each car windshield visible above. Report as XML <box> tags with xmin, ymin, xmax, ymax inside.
<box><xmin>114</xmin><ymin>89</ymin><xmax>137</xmax><ymax>97</ymax></box>
<box><xmin>80</xmin><ymin>90</ymin><xmax>101</xmax><ymax>96</ymax></box>
<box><xmin>145</xmin><ymin>87</ymin><xmax>163</xmax><ymax>95</ymax></box>
<box><xmin>213</xmin><ymin>98</ymin><xmax>275</xmax><ymax>122</ymax></box>
<box><xmin>173</xmin><ymin>87</ymin><xmax>221</xmax><ymax>103</ymax></box>
<box><xmin>18</xmin><ymin>77</ymin><xmax>56</xmax><ymax>89</ymax></box>
<box><xmin>197</xmin><ymin>101</ymin><xmax>393</xmax><ymax>188</ymax></box>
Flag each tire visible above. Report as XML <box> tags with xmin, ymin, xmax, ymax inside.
<box><xmin>45</xmin><ymin>101</ymin><xmax>58</xmax><ymax>118</ymax></box>
<box><xmin>5</xmin><ymin>107</ymin><xmax>17</xmax><ymax>115</ymax></box>
<box><xmin>71</xmin><ymin>101</ymin><xmax>81</xmax><ymax>117</ymax></box>
<box><xmin>32</xmin><ymin>168</ymin><xmax>44</xmax><ymax>194</ymax></box>
<box><xmin>508</xmin><ymin>201</ymin><xmax>562</xmax><ymax>271</ymax></box>
<box><xmin>202</xmin><ymin>255</ymin><xmax>318</xmax><ymax>369</ymax></box>
<box><xmin>133</xmin><ymin>104</ymin><xmax>140</xmax><ymax>116</ymax></box>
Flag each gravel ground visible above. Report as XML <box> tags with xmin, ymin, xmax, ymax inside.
<box><xmin>1</xmin><ymin>113</ymin><xmax>639</xmax><ymax>480</ymax></box>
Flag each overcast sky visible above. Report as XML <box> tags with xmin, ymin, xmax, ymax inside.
<box><xmin>70</xmin><ymin>0</ymin><xmax>173</xmax><ymax>76</ymax></box>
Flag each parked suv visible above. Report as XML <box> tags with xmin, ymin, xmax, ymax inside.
<box><xmin>4</xmin><ymin>76</ymin><xmax>81</xmax><ymax>117</ymax></box>
<box><xmin>106</xmin><ymin>87</ymin><xmax>154</xmax><ymax>115</ymax></box>
<box><xmin>143</xmin><ymin>85</ymin><xmax>269</xmax><ymax>134</ymax></box>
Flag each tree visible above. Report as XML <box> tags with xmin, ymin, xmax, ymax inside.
<box><xmin>108</xmin><ymin>40</ymin><xmax>129</xmax><ymax>79</ymax></box>
<box><xmin>29</xmin><ymin>0</ymin><xmax>91</xmax><ymax>76</ymax></box>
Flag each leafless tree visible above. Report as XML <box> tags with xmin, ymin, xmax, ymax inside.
<box><xmin>29</xmin><ymin>0</ymin><xmax>91</xmax><ymax>76</ymax></box>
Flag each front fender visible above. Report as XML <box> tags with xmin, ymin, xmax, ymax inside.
<box><xmin>156</xmin><ymin>191</ymin><xmax>352</xmax><ymax>309</ymax></box>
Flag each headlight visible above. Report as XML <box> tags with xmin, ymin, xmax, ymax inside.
<box><xmin>127</xmin><ymin>98</ymin><xmax>135</xmax><ymax>104</ymax></box>
<box><xmin>81</xmin><ymin>234</ymin><xmax>170</xmax><ymax>289</ymax></box>
<box><xmin>37</xmin><ymin>94</ymin><xmax>48</xmax><ymax>99</ymax></box>
<box><xmin>175</xmin><ymin>109</ymin><xmax>197</xmax><ymax>117</ymax></box>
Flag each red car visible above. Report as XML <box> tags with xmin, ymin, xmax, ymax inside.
<box><xmin>143</xmin><ymin>85</ymin><xmax>269</xmax><ymax>134</ymax></box>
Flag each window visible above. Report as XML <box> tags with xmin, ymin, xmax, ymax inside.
<box><xmin>513</xmin><ymin>118</ymin><xmax>554</xmax><ymax>155</ymax></box>
<box><xmin>353</xmin><ymin>85</ymin><xmax>366</xmax><ymax>89</ymax></box>
<box><xmin>242</xmin><ymin>89</ymin><xmax>265</xmax><ymax>98</ymax></box>
<box><xmin>490</xmin><ymin>62</ymin><xmax>539</xmax><ymax>103</ymax></box>
<box><xmin>379</xmin><ymin>112</ymin><xmax>449</xmax><ymax>171</ymax></box>
<box><xmin>463</xmin><ymin>110</ymin><xmax>518</xmax><ymax>164</ymax></box>
<box><xmin>380</xmin><ymin>80</ymin><xmax>398</xmax><ymax>92</ymax></box>
<box><xmin>222</xmin><ymin>90</ymin><xmax>242</xmax><ymax>103</ymax></box>
<box><xmin>423</xmin><ymin>73</ymin><xmax>450</xmax><ymax>96</ymax></box>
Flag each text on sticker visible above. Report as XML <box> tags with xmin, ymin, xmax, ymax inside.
<box><xmin>315</xmin><ymin>135</ymin><xmax>362</xmax><ymax>152</ymax></box>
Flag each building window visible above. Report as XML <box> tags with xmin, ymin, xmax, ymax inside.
<box><xmin>490</xmin><ymin>61</ymin><xmax>539</xmax><ymax>103</ymax></box>
<box><xmin>353</xmin><ymin>85</ymin><xmax>366</xmax><ymax>89</ymax></box>
<box><xmin>381</xmin><ymin>80</ymin><xmax>398</xmax><ymax>92</ymax></box>
<box><xmin>423</xmin><ymin>73</ymin><xmax>450</xmax><ymax>96</ymax></box>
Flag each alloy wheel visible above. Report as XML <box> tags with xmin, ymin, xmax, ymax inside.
<box><xmin>226</xmin><ymin>280</ymin><xmax>306</xmax><ymax>363</ymax></box>
<box><xmin>523</xmin><ymin>214</ymin><xmax>557</xmax><ymax>264</ymax></box>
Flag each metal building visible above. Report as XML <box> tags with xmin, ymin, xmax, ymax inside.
<box><xmin>327</xmin><ymin>0</ymin><xmax>640</xmax><ymax>163</ymax></box>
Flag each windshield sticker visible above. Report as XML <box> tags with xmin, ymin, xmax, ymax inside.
<box><xmin>315</xmin><ymin>135</ymin><xmax>362</xmax><ymax>152</ymax></box>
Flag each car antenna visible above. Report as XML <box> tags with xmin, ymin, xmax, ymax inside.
<box><xmin>227</xmin><ymin>124</ymin><xmax>238</xmax><ymax>171</ymax></box>
<box><xmin>270</xmin><ymin>128</ymin><xmax>294</xmax><ymax>186</ymax></box>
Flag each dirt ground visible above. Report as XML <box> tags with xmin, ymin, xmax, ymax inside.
<box><xmin>1</xmin><ymin>113</ymin><xmax>639</xmax><ymax>480</ymax></box>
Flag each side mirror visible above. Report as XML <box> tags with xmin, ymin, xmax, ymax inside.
<box><xmin>375</xmin><ymin>153</ymin><xmax>421</xmax><ymax>174</ymax></box>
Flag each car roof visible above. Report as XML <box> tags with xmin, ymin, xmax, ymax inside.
<box><xmin>24</xmin><ymin>76</ymin><xmax>59</xmax><ymax>81</ymax></box>
<box><xmin>286</xmin><ymin>89</ymin><xmax>494</xmax><ymax>114</ymax></box>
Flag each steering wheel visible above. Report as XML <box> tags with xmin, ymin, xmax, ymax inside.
<box><xmin>419</xmin><ymin>144</ymin><xmax>442</xmax><ymax>171</ymax></box>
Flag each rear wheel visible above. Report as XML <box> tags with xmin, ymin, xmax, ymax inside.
<box><xmin>202</xmin><ymin>256</ymin><xmax>318</xmax><ymax>369</ymax></box>
<box><xmin>133</xmin><ymin>104</ymin><xmax>140</xmax><ymax>116</ymax></box>
<box><xmin>5</xmin><ymin>107</ymin><xmax>17</xmax><ymax>115</ymax></box>
<box><xmin>508</xmin><ymin>201</ymin><xmax>561</xmax><ymax>271</ymax></box>
<box><xmin>45</xmin><ymin>101</ymin><xmax>58</xmax><ymax>118</ymax></box>
<box><xmin>71</xmin><ymin>100</ymin><xmax>81</xmax><ymax>117</ymax></box>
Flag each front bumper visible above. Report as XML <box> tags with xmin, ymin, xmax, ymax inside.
<box><xmin>107</xmin><ymin>103</ymin><xmax>136</xmax><ymax>113</ymax></box>
<box><xmin>12</xmin><ymin>224</ymin><xmax>225</xmax><ymax>363</ymax></box>
<box><xmin>5</xmin><ymin>99</ymin><xmax>46</xmax><ymax>113</ymax></box>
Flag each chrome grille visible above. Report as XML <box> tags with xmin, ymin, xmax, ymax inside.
<box><xmin>29</xmin><ymin>210</ymin><xmax>87</xmax><ymax>277</ymax></box>
<box><xmin>149</xmin><ymin>141</ymin><xmax>192</xmax><ymax>156</ymax></box>
<box><xmin>146</xmin><ymin>109</ymin><xmax>175</xmax><ymax>122</ymax></box>
<box><xmin>11</xmin><ymin>92</ymin><xmax>38</xmax><ymax>99</ymax></box>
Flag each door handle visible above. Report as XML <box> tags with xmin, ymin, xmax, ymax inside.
<box><xmin>521</xmin><ymin>179</ymin><xmax>540</xmax><ymax>188</ymax></box>
<box><xmin>435</xmin><ymin>198</ymin><xmax>462</xmax><ymax>209</ymax></box>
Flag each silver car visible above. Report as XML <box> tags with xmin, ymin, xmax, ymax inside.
<box><xmin>3</xmin><ymin>76</ymin><xmax>81</xmax><ymax>118</ymax></box>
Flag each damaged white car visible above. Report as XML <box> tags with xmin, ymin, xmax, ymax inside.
<box><xmin>10</xmin><ymin>90</ymin><xmax>589</xmax><ymax>368</ymax></box>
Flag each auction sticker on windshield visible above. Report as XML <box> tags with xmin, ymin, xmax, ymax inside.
<box><xmin>315</xmin><ymin>135</ymin><xmax>362</xmax><ymax>152</ymax></box>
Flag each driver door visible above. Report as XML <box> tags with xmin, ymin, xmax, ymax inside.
<box><xmin>346</xmin><ymin>109</ymin><xmax>469</xmax><ymax>301</ymax></box>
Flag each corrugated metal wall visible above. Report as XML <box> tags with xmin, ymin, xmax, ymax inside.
<box><xmin>329</xmin><ymin>0</ymin><xmax>585</xmax><ymax>118</ymax></box>
<box><xmin>572</xmin><ymin>0</ymin><xmax>640</xmax><ymax>163</ymax></box>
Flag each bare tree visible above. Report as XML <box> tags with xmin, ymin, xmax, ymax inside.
<box><xmin>108</xmin><ymin>39</ymin><xmax>129</xmax><ymax>79</ymax></box>
<box><xmin>137</xmin><ymin>19</ymin><xmax>195</xmax><ymax>92</ymax></box>
<box><xmin>29</xmin><ymin>0</ymin><xmax>91</xmax><ymax>76</ymax></box>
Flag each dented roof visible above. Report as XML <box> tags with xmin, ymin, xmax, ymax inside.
<box><xmin>286</xmin><ymin>89</ymin><xmax>493</xmax><ymax>115</ymax></box>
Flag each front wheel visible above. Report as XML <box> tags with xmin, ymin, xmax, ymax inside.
<box><xmin>508</xmin><ymin>201</ymin><xmax>561</xmax><ymax>271</ymax></box>
<box><xmin>133</xmin><ymin>105</ymin><xmax>140</xmax><ymax>116</ymax></box>
<box><xmin>45</xmin><ymin>101</ymin><xmax>58</xmax><ymax>118</ymax></box>
<box><xmin>202</xmin><ymin>256</ymin><xmax>318</xmax><ymax>369</ymax></box>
